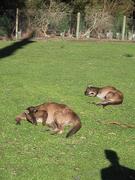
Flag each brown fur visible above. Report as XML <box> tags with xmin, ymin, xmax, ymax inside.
<box><xmin>85</xmin><ymin>86</ymin><xmax>123</xmax><ymax>108</ymax></box>
<box><xmin>15</xmin><ymin>102</ymin><xmax>81</xmax><ymax>138</ymax></box>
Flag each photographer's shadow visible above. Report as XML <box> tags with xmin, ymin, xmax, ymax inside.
<box><xmin>0</xmin><ymin>32</ymin><xmax>35</xmax><ymax>59</ymax></box>
<box><xmin>101</xmin><ymin>149</ymin><xmax>135</xmax><ymax>180</ymax></box>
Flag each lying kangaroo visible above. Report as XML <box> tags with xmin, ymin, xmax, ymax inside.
<box><xmin>16</xmin><ymin>102</ymin><xmax>81</xmax><ymax>138</ymax></box>
<box><xmin>84</xmin><ymin>85</ymin><xmax>123</xmax><ymax>108</ymax></box>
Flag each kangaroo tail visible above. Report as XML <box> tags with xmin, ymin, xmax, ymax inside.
<box><xmin>66</xmin><ymin>121</ymin><xmax>81</xmax><ymax>138</ymax></box>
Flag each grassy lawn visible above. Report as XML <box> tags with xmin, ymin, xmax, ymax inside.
<box><xmin>0</xmin><ymin>39</ymin><xmax>135</xmax><ymax>180</ymax></box>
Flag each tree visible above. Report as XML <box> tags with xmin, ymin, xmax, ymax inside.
<box><xmin>28</xmin><ymin>0</ymin><xmax>71</xmax><ymax>37</ymax></box>
<box><xmin>83</xmin><ymin>0</ymin><xmax>135</xmax><ymax>38</ymax></box>
<box><xmin>84</xmin><ymin>6</ymin><xmax>113</xmax><ymax>38</ymax></box>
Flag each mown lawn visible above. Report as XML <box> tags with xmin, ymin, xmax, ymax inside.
<box><xmin>0</xmin><ymin>39</ymin><xmax>135</xmax><ymax>180</ymax></box>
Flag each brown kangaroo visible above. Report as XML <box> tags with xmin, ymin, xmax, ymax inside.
<box><xmin>85</xmin><ymin>85</ymin><xmax>123</xmax><ymax>108</ymax></box>
<box><xmin>16</xmin><ymin>102</ymin><xmax>81</xmax><ymax>138</ymax></box>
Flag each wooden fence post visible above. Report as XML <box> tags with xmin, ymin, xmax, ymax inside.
<box><xmin>76</xmin><ymin>12</ymin><xmax>80</xmax><ymax>39</ymax></box>
<box><xmin>122</xmin><ymin>16</ymin><xmax>126</xmax><ymax>40</ymax></box>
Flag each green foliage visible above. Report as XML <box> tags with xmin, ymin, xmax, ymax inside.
<box><xmin>0</xmin><ymin>15</ymin><xmax>12</xmax><ymax>36</ymax></box>
<box><xmin>71</xmin><ymin>0</ymin><xmax>89</xmax><ymax>13</ymax></box>
<box><xmin>112</xmin><ymin>13</ymin><xmax>123</xmax><ymax>33</ymax></box>
<box><xmin>56</xmin><ymin>15</ymin><xmax>70</xmax><ymax>32</ymax></box>
<box><xmin>25</xmin><ymin>0</ymin><xmax>44</xmax><ymax>9</ymax></box>
<box><xmin>0</xmin><ymin>40</ymin><xmax>135</xmax><ymax>179</ymax></box>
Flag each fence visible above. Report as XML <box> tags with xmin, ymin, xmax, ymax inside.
<box><xmin>0</xmin><ymin>9</ymin><xmax>135</xmax><ymax>41</ymax></box>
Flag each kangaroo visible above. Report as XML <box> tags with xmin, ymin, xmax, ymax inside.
<box><xmin>16</xmin><ymin>102</ymin><xmax>81</xmax><ymax>138</ymax></box>
<box><xmin>84</xmin><ymin>85</ymin><xmax>123</xmax><ymax>108</ymax></box>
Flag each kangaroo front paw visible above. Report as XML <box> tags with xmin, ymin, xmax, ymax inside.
<box><xmin>92</xmin><ymin>102</ymin><xmax>96</xmax><ymax>105</ymax></box>
<box><xmin>95</xmin><ymin>103</ymin><xmax>101</xmax><ymax>106</ymax></box>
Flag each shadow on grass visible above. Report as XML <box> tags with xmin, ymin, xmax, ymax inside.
<box><xmin>101</xmin><ymin>149</ymin><xmax>135</xmax><ymax>180</ymax></box>
<box><xmin>0</xmin><ymin>33</ymin><xmax>35</xmax><ymax>59</ymax></box>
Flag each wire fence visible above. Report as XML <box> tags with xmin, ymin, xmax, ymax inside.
<box><xmin>0</xmin><ymin>9</ymin><xmax>135</xmax><ymax>41</ymax></box>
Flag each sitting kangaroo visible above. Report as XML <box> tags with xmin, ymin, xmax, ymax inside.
<box><xmin>85</xmin><ymin>85</ymin><xmax>124</xmax><ymax>108</ymax></box>
<box><xmin>16</xmin><ymin>102</ymin><xmax>81</xmax><ymax>138</ymax></box>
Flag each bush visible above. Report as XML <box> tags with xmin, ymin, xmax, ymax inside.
<box><xmin>0</xmin><ymin>15</ymin><xmax>13</xmax><ymax>37</ymax></box>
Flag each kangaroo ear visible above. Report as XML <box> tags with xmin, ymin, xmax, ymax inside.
<box><xmin>24</xmin><ymin>110</ymin><xmax>29</xmax><ymax>114</ymax></box>
<box><xmin>88</xmin><ymin>84</ymin><xmax>92</xmax><ymax>88</ymax></box>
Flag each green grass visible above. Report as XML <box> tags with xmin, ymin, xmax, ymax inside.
<box><xmin>0</xmin><ymin>40</ymin><xmax>135</xmax><ymax>180</ymax></box>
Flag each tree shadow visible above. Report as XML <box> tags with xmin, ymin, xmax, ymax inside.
<box><xmin>101</xmin><ymin>149</ymin><xmax>135</xmax><ymax>180</ymax></box>
<box><xmin>0</xmin><ymin>33</ymin><xmax>35</xmax><ymax>59</ymax></box>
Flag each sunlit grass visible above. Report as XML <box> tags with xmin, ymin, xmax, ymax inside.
<box><xmin>0</xmin><ymin>40</ymin><xmax>135</xmax><ymax>180</ymax></box>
